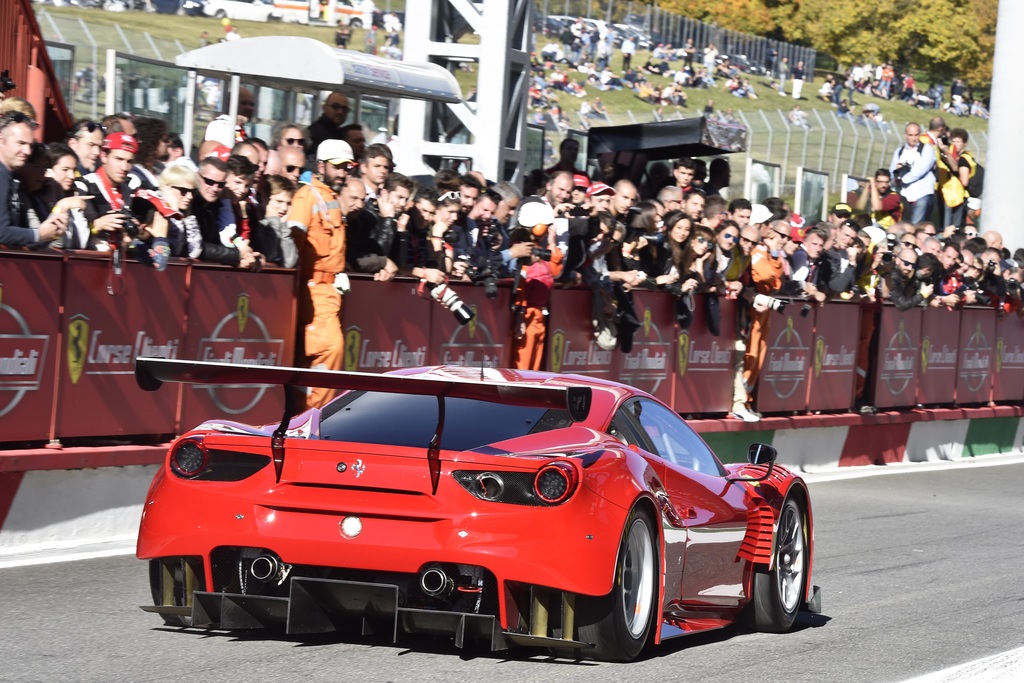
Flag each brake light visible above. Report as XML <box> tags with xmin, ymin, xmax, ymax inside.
<box><xmin>533</xmin><ymin>461</ymin><xmax>578</xmax><ymax>504</ymax></box>
<box><xmin>170</xmin><ymin>438</ymin><xmax>208</xmax><ymax>478</ymax></box>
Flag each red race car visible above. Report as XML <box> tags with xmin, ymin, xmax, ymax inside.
<box><xmin>135</xmin><ymin>358</ymin><xmax>820</xmax><ymax>661</ymax></box>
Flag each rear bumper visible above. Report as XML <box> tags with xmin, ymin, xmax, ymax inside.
<box><xmin>137</xmin><ymin>467</ymin><xmax>630</xmax><ymax>598</ymax></box>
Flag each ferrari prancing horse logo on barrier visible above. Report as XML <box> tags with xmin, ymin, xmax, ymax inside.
<box><xmin>67</xmin><ymin>315</ymin><xmax>89</xmax><ymax>385</ymax></box>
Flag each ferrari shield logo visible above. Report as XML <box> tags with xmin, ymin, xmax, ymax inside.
<box><xmin>343</xmin><ymin>328</ymin><xmax>361</xmax><ymax>371</ymax></box>
<box><xmin>550</xmin><ymin>331</ymin><xmax>564</xmax><ymax>373</ymax></box>
<box><xmin>67</xmin><ymin>315</ymin><xmax>90</xmax><ymax>385</ymax></box>
<box><xmin>920</xmin><ymin>337</ymin><xmax>931</xmax><ymax>374</ymax></box>
<box><xmin>642</xmin><ymin>307</ymin><xmax>651</xmax><ymax>336</ymax></box>
<box><xmin>784</xmin><ymin>316</ymin><xmax>794</xmax><ymax>343</ymax></box>
<box><xmin>677</xmin><ymin>332</ymin><xmax>690</xmax><ymax>377</ymax></box>
<box><xmin>467</xmin><ymin>305</ymin><xmax>478</xmax><ymax>339</ymax></box>
<box><xmin>814</xmin><ymin>337</ymin><xmax>825</xmax><ymax>377</ymax></box>
<box><xmin>996</xmin><ymin>338</ymin><xmax>1004</xmax><ymax>373</ymax></box>
<box><xmin>236</xmin><ymin>293</ymin><xmax>250</xmax><ymax>334</ymax></box>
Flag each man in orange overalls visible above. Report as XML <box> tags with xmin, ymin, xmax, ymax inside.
<box><xmin>289</xmin><ymin>139</ymin><xmax>364</xmax><ymax>408</ymax></box>
<box><xmin>742</xmin><ymin>219</ymin><xmax>788</xmax><ymax>411</ymax></box>
<box><xmin>511</xmin><ymin>200</ymin><xmax>564</xmax><ymax>370</ymax></box>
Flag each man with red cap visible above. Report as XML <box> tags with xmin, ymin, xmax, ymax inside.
<box><xmin>72</xmin><ymin>132</ymin><xmax>142</xmax><ymax>250</ymax></box>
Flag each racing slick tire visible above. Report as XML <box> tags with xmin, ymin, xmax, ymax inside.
<box><xmin>570</xmin><ymin>507</ymin><xmax>658</xmax><ymax>661</ymax></box>
<box><xmin>751</xmin><ymin>496</ymin><xmax>808</xmax><ymax>632</ymax></box>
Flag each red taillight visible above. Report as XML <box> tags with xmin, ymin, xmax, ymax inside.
<box><xmin>533</xmin><ymin>461</ymin><xmax>578</xmax><ymax>504</ymax></box>
<box><xmin>170</xmin><ymin>438</ymin><xmax>208</xmax><ymax>478</ymax></box>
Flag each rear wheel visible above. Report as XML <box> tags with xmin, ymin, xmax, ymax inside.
<box><xmin>751</xmin><ymin>497</ymin><xmax>807</xmax><ymax>632</ymax></box>
<box><xmin>573</xmin><ymin>508</ymin><xmax>658</xmax><ymax>661</ymax></box>
<box><xmin>214</xmin><ymin>9</ymin><xmax>226</xmax><ymax>19</ymax></box>
<box><xmin>349</xmin><ymin>18</ymin><xmax>362</xmax><ymax>29</ymax></box>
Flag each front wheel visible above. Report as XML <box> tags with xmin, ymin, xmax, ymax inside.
<box><xmin>214</xmin><ymin>9</ymin><xmax>226</xmax><ymax>19</ymax></box>
<box><xmin>751</xmin><ymin>497</ymin><xmax>808</xmax><ymax>632</ymax></box>
<box><xmin>349</xmin><ymin>18</ymin><xmax>362</xmax><ymax>29</ymax></box>
<box><xmin>573</xmin><ymin>508</ymin><xmax>658</xmax><ymax>661</ymax></box>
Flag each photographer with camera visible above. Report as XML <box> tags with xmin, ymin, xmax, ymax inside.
<box><xmin>509</xmin><ymin>199</ymin><xmax>563</xmax><ymax>370</ymax></box>
<box><xmin>72</xmin><ymin>132</ymin><xmax>142</xmax><ymax>252</ymax></box>
<box><xmin>932</xmin><ymin>242</ymin><xmax>966</xmax><ymax>308</ymax></box>
<box><xmin>889</xmin><ymin>122</ymin><xmax>937</xmax><ymax>225</ymax></box>
<box><xmin>855</xmin><ymin>168</ymin><xmax>902</xmax><ymax>228</ymax></box>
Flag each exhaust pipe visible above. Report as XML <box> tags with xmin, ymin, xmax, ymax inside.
<box><xmin>420</xmin><ymin>566</ymin><xmax>454</xmax><ymax>597</ymax></box>
<box><xmin>250</xmin><ymin>554</ymin><xmax>280</xmax><ymax>581</ymax></box>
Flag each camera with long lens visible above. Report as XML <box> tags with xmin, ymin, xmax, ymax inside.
<box><xmin>531</xmin><ymin>246</ymin><xmax>552</xmax><ymax>261</ymax></box>
<box><xmin>1008</xmin><ymin>278</ymin><xmax>1020</xmax><ymax>297</ymax></box>
<box><xmin>986</xmin><ymin>259</ymin><xmax>997</xmax><ymax>274</ymax></box>
<box><xmin>456</xmin><ymin>254</ymin><xmax>499</xmax><ymax>299</ymax></box>
<box><xmin>121</xmin><ymin>207</ymin><xmax>140</xmax><ymax>239</ymax></box>
<box><xmin>430</xmin><ymin>283</ymin><xmax>475</xmax><ymax>325</ymax></box>
<box><xmin>753</xmin><ymin>293</ymin><xmax>787</xmax><ymax>313</ymax></box>
<box><xmin>939</xmin><ymin>134</ymin><xmax>951</xmax><ymax>146</ymax></box>
<box><xmin>442</xmin><ymin>228</ymin><xmax>460</xmax><ymax>246</ymax></box>
<box><xmin>892</xmin><ymin>163</ymin><xmax>912</xmax><ymax>190</ymax></box>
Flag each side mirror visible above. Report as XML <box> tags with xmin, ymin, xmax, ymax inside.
<box><xmin>725</xmin><ymin>442</ymin><xmax>778</xmax><ymax>485</ymax></box>
<box><xmin>748</xmin><ymin>443</ymin><xmax>777</xmax><ymax>466</ymax></box>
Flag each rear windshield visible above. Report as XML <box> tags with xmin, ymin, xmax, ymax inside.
<box><xmin>319</xmin><ymin>391</ymin><xmax>572</xmax><ymax>451</ymax></box>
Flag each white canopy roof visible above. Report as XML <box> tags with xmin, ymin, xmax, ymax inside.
<box><xmin>175</xmin><ymin>36</ymin><xmax>462</xmax><ymax>103</ymax></box>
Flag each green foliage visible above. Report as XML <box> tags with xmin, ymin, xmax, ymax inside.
<box><xmin>660</xmin><ymin>0</ymin><xmax>775</xmax><ymax>35</ymax></box>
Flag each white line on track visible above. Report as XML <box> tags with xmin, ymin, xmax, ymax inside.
<box><xmin>899</xmin><ymin>645</ymin><xmax>1024</xmax><ymax>682</ymax></box>
<box><xmin>800</xmin><ymin>452</ymin><xmax>1024</xmax><ymax>484</ymax></box>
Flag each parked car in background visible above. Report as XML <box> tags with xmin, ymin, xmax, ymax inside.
<box><xmin>275</xmin><ymin>0</ymin><xmax>373</xmax><ymax>27</ymax></box>
<box><xmin>152</xmin><ymin>0</ymin><xmax>206</xmax><ymax>15</ymax></box>
<box><xmin>204</xmin><ymin>0</ymin><xmax>280</xmax><ymax>22</ymax></box>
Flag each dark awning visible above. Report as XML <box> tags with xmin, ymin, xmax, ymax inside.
<box><xmin>587</xmin><ymin>116</ymin><xmax>746</xmax><ymax>160</ymax></box>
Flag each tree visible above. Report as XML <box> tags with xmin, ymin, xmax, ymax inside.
<box><xmin>659</xmin><ymin>0</ymin><xmax>775</xmax><ymax>36</ymax></box>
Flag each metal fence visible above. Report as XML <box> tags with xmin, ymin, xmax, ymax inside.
<box><xmin>35</xmin><ymin>8</ymin><xmax>189</xmax><ymax>121</ymax></box>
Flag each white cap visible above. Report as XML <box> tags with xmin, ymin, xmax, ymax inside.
<box><xmin>750</xmin><ymin>203</ymin><xmax>773</xmax><ymax>225</ymax></box>
<box><xmin>316</xmin><ymin>139</ymin><xmax>354</xmax><ymax>163</ymax></box>
<box><xmin>516</xmin><ymin>201</ymin><xmax>556</xmax><ymax>228</ymax></box>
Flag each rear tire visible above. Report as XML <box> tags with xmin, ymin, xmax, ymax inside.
<box><xmin>573</xmin><ymin>508</ymin><xmax>658</xmax><ymax>661</ymax></box>
<box><xmin>214</xmin><ymin>9</ymin><xmax>226</xmax><ymax>19</ymax></box>
<box><xmin>350</xmin><ymin>18</ymin><xmax>363</xmax><ymax>29</ymax></box>
<box><xmin>751</xmin><ymin>497</ymin><xmax>807</xmax><ymax>632</ymax></box>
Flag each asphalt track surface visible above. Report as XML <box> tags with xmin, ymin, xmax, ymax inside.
<box><xmin>4</xmin><ymin>459</ymin><xmax>1024</xmax><ymax>683</ymax></box>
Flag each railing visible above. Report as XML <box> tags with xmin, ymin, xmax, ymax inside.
<box><xmin>4</xmin><ymin>248</ymin><xmax>1020</xmax><ymax>448</ymax></box>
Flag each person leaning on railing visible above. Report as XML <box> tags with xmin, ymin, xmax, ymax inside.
<box><xmin>0</xmin><ymin>112</ymin><xmax>69</xmax><ymax>247</ymax></box>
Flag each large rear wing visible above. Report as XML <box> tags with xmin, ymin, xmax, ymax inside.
<box><xmin>136</xmin><ymin>358</ymin><xmax>591</xmax><ymax>492</ymax></box>
<box><xmin>135</xmin><ymin>358</ymin><xmax>591</xmax><ymax>421</ymax></box>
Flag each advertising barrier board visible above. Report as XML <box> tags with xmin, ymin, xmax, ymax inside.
<box><xmin>806</xmin><ymin>301</ymin><xmax>860</xmax><ymax>412</ymax></box>
<box><xmin>917</xmin><ymin>307</ymin><xmax>960</xmax><ymax>405</ymax></box>
<box><xmin>873</xmin><ymin>306</ymin><xmax>922</xmax><ymax>409</ymax></box>
<box><xmin>955</xmin><ymin>307</ymin><xmax>995</xmax><ymax>404</ymax></box>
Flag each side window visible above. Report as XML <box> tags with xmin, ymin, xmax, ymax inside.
<box><xmin>632</xmin><ymin>399</ymin><xmax>724</xmax><ymax>475</ymax></box>
<box><xmin>608</xmin><ymin>407</ymin><xmax>646</xmax><ymax>449</ymax></box>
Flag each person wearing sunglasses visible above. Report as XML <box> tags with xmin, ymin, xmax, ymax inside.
<box><xmin>188</xmin><ymin>156</ymin><xmax>259</xmax><ymax>271</ymax></box>
<box><xmin>65</xmin><ymin>119</ymin><xmax>106</xmax><ymax>176</ymax></box>
<box><xmin>882</xmin><ymin>247</ymin><xmax>933</xmax><ymax>311</ymax></box>
<box><xmin>0</xmin><ymin>114</ymin><xmax>65</xmax><ymax>244</ymax></box>
<box><xmin>156</xmin><ymin>164</ymin><xmax>199</xmax><ymax>259</ymax></box>
<box><xmin>307</xmin><ymin>92</ymin><xmax>351</xmax><ymax>155</ymax></box>
<box><xmin>274</xmin><ymin>146</ymin><xmax>306</xmax><ymax>185</ymax></box>
<box><xmin>265</xmin><ymin>122</ymin><xmax>307</xmax><ymax>177</ymax></box>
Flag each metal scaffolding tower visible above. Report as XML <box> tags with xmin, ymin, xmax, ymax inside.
<box><xmin>398</xmin><ymin>0</ymin><xmax>532</xmax><ymax>182</ymax></box>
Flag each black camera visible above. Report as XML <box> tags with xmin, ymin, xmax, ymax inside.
<box><xmin>442</xmin><ymin>228</ymin><xmax>460</xmax><ymax>246</ymax></box>
<box><xmin>109</xmin><ymin>207</ymin><xmax>140</xmax><ymax>239</ymax></box>
<box><xmin>1008</xmin><ymin>278</ymin><xmax>1020</xmax><ymax>294</ymax></box>
<box><xmin>0</xmin><ymin>70</ymin><xmax>15</xmax><ymax>93</ymax></box>
<box><xmin>887</xmin><ymin>233</ymin><xmax>898</xmax><ymax>248</ymax></box>
<box><xmin>881</xmin><ymin>251</ymin><xmax>893</xmax><ymax>265</ymax></box>
<box><xmin>892</xmin><ymin>163</ymin><xmax>912</xmax><ymax>189</ymax></box>
<box><xmin>800</xmin><ymin>302</ymin><xmax>813</xmax><ymax>318</ymax></box>
<box><xmin>457</xmin><ymin>254</ymin><xmax>499</xmax><ymax>299</ymax></box>
<box><xmin>531</xmin><ymin>247</ymin><xmax>552</xmax><ymax>261</ymax></box>
<box><xmin>939</xmin><ymin>134</ymin><xmax>950</xmax><ymax>146</ymax></box>
<box><xmin>986</xmin><ymin>259</ymin><xmax>997</xmax><ymax>274</ymax></box>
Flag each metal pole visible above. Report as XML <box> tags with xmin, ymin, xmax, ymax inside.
<box><xmin>847</xmin><ymin>117</ymin><xmax>860</xmax><ymax>177</ymax></box>
<box><xmin>105</xmin><ymin>48</ymin><xmax>117</xmax><ymax>116</ymax></box>
<box><xmin>737</xmin><ymin>109</ymin><xmax>754</xmax><ymax>171</ymax></box>
<box><xmin>777</xmin><ymin>109</ymin><xmax>791</xmax><ymax>183</ymax></box>
<box><xmin>113</xmin><ymin>23</ymin><xmax>133</xmax><ymax>54</ymax></box>
<box><xmin>79</xmin><ymin>19</ymin><xmax>100</xmax><ymax>120</ymax></box>
<box><xmin>861</xmin><ymin>117</ymin><xmax>876</xmax><ymax>180</ymax></box>
<box><xmin>830</xmin><ymin>111</ymin><xmax>845</xmax><ymax>183</ymax></box>
<box><xmin>43</xmin><ymin>11</ymin><xmax>64</xmax><ymax>42</ymax></box>
<box><xmin>758</xmin><ymin>109</ymin><xmax>774</xmax><ymax>163</ymax></box>
<box><xmin>144</xmin><ymin>32</ymin><xmax>163</xmax><ymax>62</ymax></box>
<box><xmin>175</xmin><ymin>39</ymin><xmax>186</xmax><ymax>55</ymax></box>
<box><xmin>799</xmin><ymin>111</ymin><xmax>809</xmax><ymax>171</ymax></box>
<box><xmin>812</xmin><ymin>109</ymin><xmax>826</xmax><ymax>177</ymax></box>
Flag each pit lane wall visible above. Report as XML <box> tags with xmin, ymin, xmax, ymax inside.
<box><xmin>2</xmin><ymin>253</ymin><xmax>1024</xmax><ymax>558</ymax></box>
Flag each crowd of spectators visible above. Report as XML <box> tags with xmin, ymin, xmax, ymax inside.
<box><xmin>0</xmin><ymin>89</ymin><xmax>1014</xmax><ymax>419</ymax></box>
